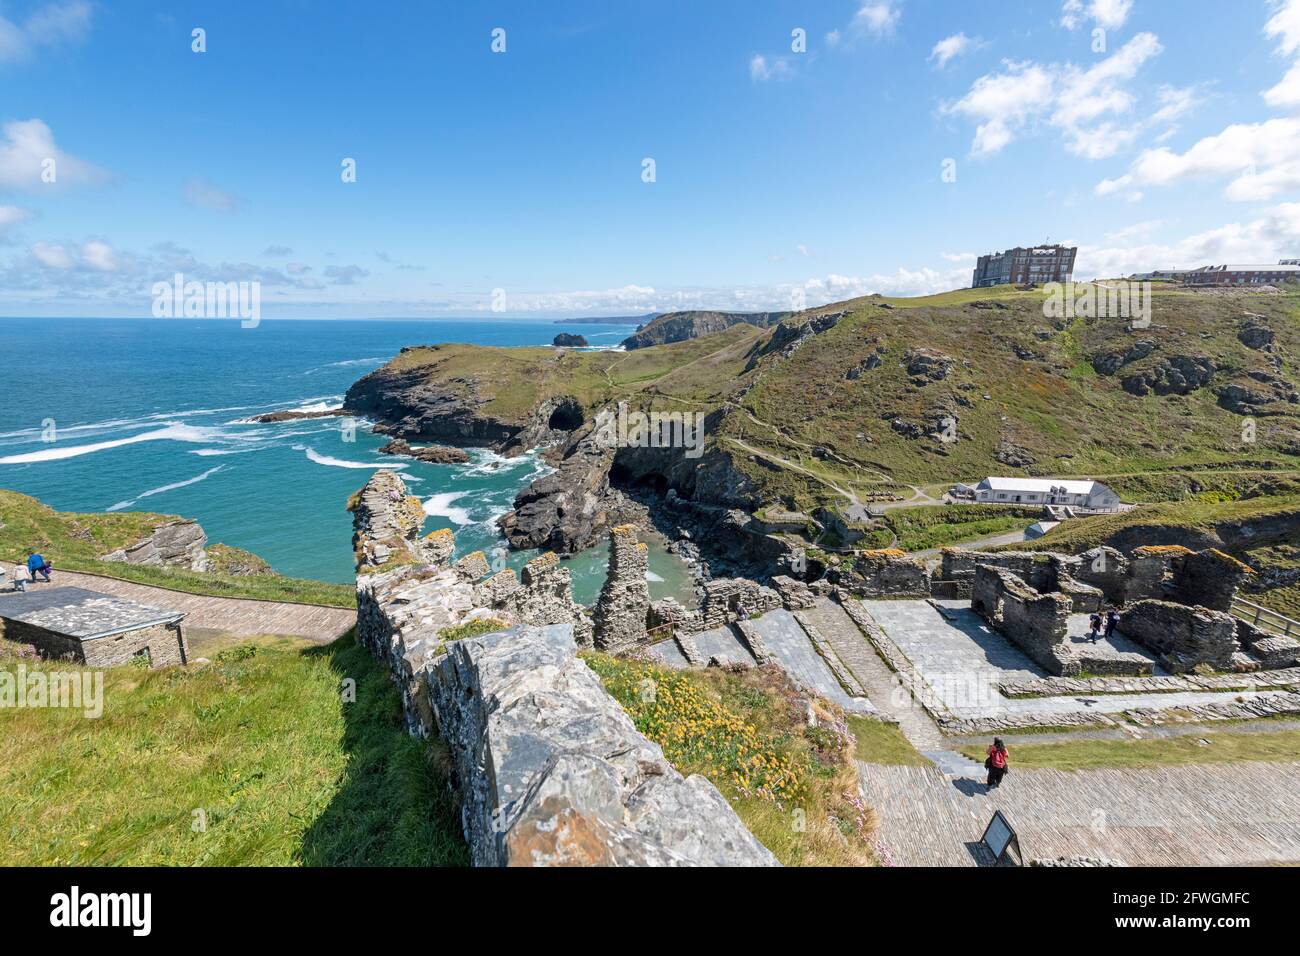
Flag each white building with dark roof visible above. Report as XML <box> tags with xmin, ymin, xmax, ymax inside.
<box><xmin>971</xmin><ymin>477</ymin><xmax>1120</xmax><ymax>510</ymax></box>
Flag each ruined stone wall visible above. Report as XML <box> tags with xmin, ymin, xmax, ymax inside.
<box><xmin>593</xmin><ymin>525</ymin><xmax>651</xmax><ymax>650</ymax></box>
<box><xmin>941</xmin><ymin>548</ymin><xmax>1056</xmax><ymax>591</ymax></box>
<box><xmin>82</xmin><ymin>622</ymin><xmax>188</xmax><ymax>668</ymax></box>
<box><xmin>695</xmin><ymin>577</ymin><xmax>782</xmax><ymax>631</ymax></box>
<box><xmin>3</xmin><ymin>619</ymin><xmax>187</xmax><ymax>669</ymax></box>
<box><xmin>972</xmin><ymin>565</ymin><xmax>1075</xmax><ymax>676</ymax></box>
<box><xmin>1167</xmin><ymin>549</ymin><xmax>1253</xmax><ymax>612</ymax></box>
<box><xmin>427</xmin><ymin>622</ymin><xmax>777</xmax><ymax>866</ymax></box>
<box><xmin>1119</xmin><ymin>600</ymin><xmax>1239</xmax><ymax>673</ymax></box>
<box><xmin>351</xmin><ymin>470</ymin><xmax>775</xmax><ymax>865</ymax></box>
<box><xmin>832</xmin><ymin>550</ymin><xmax>931</xmax><ymax>598</ymax></box>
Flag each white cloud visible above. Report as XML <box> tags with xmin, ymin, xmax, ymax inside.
<box><xmin>184</xmin><ymin>178</ymin><xmax>239</xmax><ymax>212</ymax></box>
<box><xmin>749</xmin><ymin>54</ymin><xmax>793</xmax><ymax>83</ymax></box>
<box><xmin>930</xmin><ymin>33</ymin><xmax>972</xmax><ymax>69</ymax></box>
<box><xmin>825</xmin><ymin>29</ymin><xmax>842</xmax><ymax>48</ymax></box>
<box><xmin>1097</xmin><ymin>116</ymin><xmax>1300</xmax><ymax>200</ymax></box>
<box><xmin>854</xmin><ymin>2</ymin><xmax>901</xmax><ymax>37</ymax></box>
<box><xmin>0</xmin><ymin>205</ymin><xmax>32</xmax><ymax>232</ymax></box>
<box><xmin>0</xmin><ymin>118</ymin><xmax>107</xmax><ymax>190</ymax></box>
<box><xmin>81</xmin><ymin>239</ymin><xmax>116</xmax><ymax>271</ymax></box>
<box><xmin>944</xmin><ymin>34</ymin><xmax>1163</xmax><ymax>159</ymax></box>
<box><xmin>1078</xmin><ymin>202</ymin><xmax>1300</xmax><ymax>277</ymax></box>
<box><xmin>0</xmin><ymin>0</ymin><xmax>92</xmax><ymax>63</ymax></box>
<box><xmin>31</xmin><ymin>241</ymin><xmax>72</xmax><ymax>269</ymax></box>
<box><xmin>1061</xmin><ymin>0</ymin><xmax>1133</xmax><ymax>32</ymax></box>
<box><xmin>1264</xmin><ymin>0</ymin><xmax>1300</xmax><ymax>106</ymax></box>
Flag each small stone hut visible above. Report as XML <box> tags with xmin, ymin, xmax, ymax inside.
<box><xmin>0</xmin><ymin>587</ymin><xmax>188</xmax><ymax>668</ymax></box>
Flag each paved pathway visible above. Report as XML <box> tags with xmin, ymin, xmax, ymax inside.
<box><xmin>15</xmin><ymin>570</ymin><xmax>356</xmax><ymax>643</ymax></box>
<box><xmin>743</xmin><ymin>608</ymin><xmax>875</xmax><ymax>714</ymax></box>
<box><xmin>855</xmin><ymin>599</ymin><xmax>1295</xmax><ymax>723</ymax></box>
<box><xmin>799</xmin><ymin>598</ymin><xmax>943</xmax><ymax>747</ymax></box>
<box><xmin>860</xmin><ymin>759</ymin><xmax>1300</xmax><ymax>866</ymax></box>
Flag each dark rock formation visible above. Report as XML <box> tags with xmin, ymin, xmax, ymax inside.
<box><xmin>1091</xmin><ymin>340</ymin><xmax>1155</xmax><ymax>375</ymax></box>
<box><xmin>621</xmin><ymin>310</ymin><xmax>788</xmax><ymax>350</ymax></box>
<box><xmin>905</xmin><ymin>347</ymin><xmax>956</xmax><ymax>383</ymax></box>
<box><xmin>499</xmin><ymin>422</ymin><xmax>616</xmax><ymax>552</ymax></box>
<box><xmin>552</xmin><ymin>333</ymin><xmax>588</xmax><ymax>348</ymax></box>
<box><xmin>1120</xmin><ymin>355</ymin><xmax>1214</xmax><ymax>396</ymax></box>
<box><xmin>246</xmin><ymin>407</ymin><xmax>349</xmax><ymax>423</ymax></box>
<box><xmin>378</xmin><ymin>438</ymin><xmax>471</xmax><ymax>464</ymax></box>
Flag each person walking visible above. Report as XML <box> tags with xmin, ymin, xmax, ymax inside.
<box><xmin>12</xmin><ymin>563</ymin><xmax>28</xmax><ymax>592</ymax></box>
<box><xmin>1088</xmin><ymin>611</ymin><xmax>1103</xmax><ymax>642</ymax></box>
<box><xmin>1104</xmin><ymin>606</ymin><xmax>1121</xmax><ymax>640</ymax></box>
<box><xmin>27</xmin><ymin>552</ymin><xmax>51</xmax><ymax>583</ymax></box>
<box><xmin>985</xmin><ymin>738</ymin><xmax>1009</xmax><ymax>790</ymax></box>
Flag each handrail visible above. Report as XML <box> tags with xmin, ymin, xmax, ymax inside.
<box><xmin>1231</xmin><ymin>595</ymin><xmax>1299</xmax><ymax>638</ymax></box>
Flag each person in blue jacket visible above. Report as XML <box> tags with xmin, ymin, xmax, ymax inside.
<box><xmin>26</xmin><ymin>551</ymin><xmax>51</xmax><ymax>582</ymax></box>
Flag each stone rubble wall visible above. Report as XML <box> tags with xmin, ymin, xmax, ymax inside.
<box><xmin>592</xmin><ymin>525</ymin><xmax>651</xmax><ymax>650</ymax></box>
<box><xmin>830</xmin><ymin>550</ymin><xmax>931</xmax><ymax>598</ymax></box>
<box><xmin>1119</xmin><ymin>599</ymin><xmax>1239</xmax><ymax>673</ymax></box>
<box><xmin>428</xmin><ymin>622</ymin><xmax>778</xmax><ymax>866</ymax></box>
<box><xmin>971</xmin><ymin>565</ymin><xmax>1075</xmax><ymax>676</ymax></box>
<box><xmin>350</xmin><ymin>470</ymin><xmax>776</xmax><ymax>865</ymax></box>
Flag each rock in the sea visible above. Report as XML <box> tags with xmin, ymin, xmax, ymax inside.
<box><xmin>247</xmin><ymin>407</ymin><xmax>348</xmax><ymax>423</ymax></box>
<box><xmin>552</xmin><ymin>333</ymin><xmax>588</xmax><ymax>348</ymax></box>
<box><xmin>378</xmin><ymin>438</ymin><xmax>471</xmax><ymax>463</ymax></box>
<box><xmin>102</xmin><ymin>519</ymin><xmax>208</xmax><ymax>572</ymax></box>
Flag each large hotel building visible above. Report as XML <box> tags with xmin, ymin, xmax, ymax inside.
<box><xmin>971</xmin><ymin>244</ymin><xmax>1077</xmax><ymax>288</ymax></box>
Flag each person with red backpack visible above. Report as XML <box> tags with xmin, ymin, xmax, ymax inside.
<box><xmin>985</xmin><ymin>738</ymin><xmax>1009</xmax><ymax>789</ymax></box>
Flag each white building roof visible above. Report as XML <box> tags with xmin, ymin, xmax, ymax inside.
<box><xmin>1196</xmin><ymin>263</ymin><xmax>1300</xmax><ymax>273</ymax></box>
<box><xmin>977</xmin><ymin>477</ymin><xmax>1102</xmax><ymax>495</ymax></box>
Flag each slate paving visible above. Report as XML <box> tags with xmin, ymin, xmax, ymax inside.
<box><xmin>743</xmin><ymin>608</ymin><xmax>876</xmax><ymax>714</ymax></box>
<box><xmin>854</xmin><ymin>599</ymin><xmax>1296</xmax><ymax>724</ymax></box>
<box><xmin>859</xmin><ymin>759</ymin><xmax>1300</xmax><ymax>866</ymax></box>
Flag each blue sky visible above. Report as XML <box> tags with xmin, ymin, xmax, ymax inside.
<box><xmin>3</xmin><ymin>0</ymin><xmax>1300</xmax><ymax>317</ymax></box>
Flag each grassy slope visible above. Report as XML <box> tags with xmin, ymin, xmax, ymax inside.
<box><xmin>0</xmin><ymin>489</ymin><xmax>354</xmax><ymax>607</ymax></box>
<box><xmin>0</xmin><ymin>634</ymin><xmax>466</xmax><ymax>865</ymax></box>
<box><xmin>727</xmin><ymin>285</ymin><xmax>1300</xmax><ymax>506</ymax></box>
<box><xmin>957</xmin><ymin>727</ymin><xmax>1300</xmax><ymax>771</ymax></box>
<box><xmin>371</xmin><ymin>285</ymin><xmax>1300</xmax><ymax>515</ymax></box>
<box><xmin>585</xmin><ymin>653</ymin><xmax>878</xmax><ymax>866</ymax></box>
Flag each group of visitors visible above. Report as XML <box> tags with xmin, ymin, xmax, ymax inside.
<box><xmin>1087</xmin><ymin>606</ymin><xmax>1122</xmax><ymax>642</ymax></box>
<box><xmin>0</xmin><ymin>552</ymin><xmax>52</xmax><ymax>592</ymax></box>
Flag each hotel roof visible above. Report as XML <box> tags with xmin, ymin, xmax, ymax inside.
<box><xmin>976</xmin><ymin>477</ymin><xmax>1102</xmax><ymax>495</ymax></box>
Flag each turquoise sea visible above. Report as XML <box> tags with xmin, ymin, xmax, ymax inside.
<box><xmin>0</xmin><ymin>318</ymin><xmax>695</xmax><ymax>605</ymax></box>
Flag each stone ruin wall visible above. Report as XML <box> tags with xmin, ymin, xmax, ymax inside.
<box><xmin>1119</xmin><ymin>600</ymin><xmax>1239</xmax><ymax>673</ymax></box>
<box><xmin>971</xmin><ymin>565</ymin><xmax>1076</xmax><ymax>676</ymax></box>
<box><xmin>350</xmin><ymin>470</ymin><xmax>776</xmax><ymax>866</ymax></box>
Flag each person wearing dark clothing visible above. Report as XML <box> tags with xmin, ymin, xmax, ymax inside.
<box><xmin>986</xmin><ymin>738</ymin><xmax>1009</xmax><ymax>790</ymax></box>
<box><xmin>1088</xmin><ymin>612</ymin><xmax>1102</xmax><ymax>642</ymax></box>
<box><xmin>26</xmin><ymin>552</ymin><xmax>51</xmax><ymax>582</ymax></box>
<box><xmin>1104</xmin><ymin>607</ymin><xmax>1121</xmax><ymax>640</ymax></box>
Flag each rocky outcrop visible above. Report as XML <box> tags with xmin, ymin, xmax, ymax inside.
<box><xmin>1238</xmin><ymin>317</ymin><xmax>1275</xmax><ymax>351</ymax></box>
<box><xmin>552</xmin><ymin>333</ymin><xmax>588</xmax><ymax>348</ymax></box>
<box><xmin>1091</xmin><ymin>340</ymin><xmax>1155</xmax><ymax>375</ymax></box>
<box><xmin>101</xmin><ymin>519</ymin><xmax>208</xmax><ymax>572</ymax></box>
<box><xmin>905</xmin><ymin>347</ymin><xmax>955</xmax><ymax>383</ymax></box>
<box><xmin>499</xmin><ymin>421</ymin><xmax>617</xmax><ymax>553</ymax></box>
<box><xmin>427</xmin><ymin>623</ymin><xmax>778</xmax><ymax>866</ymax></box>
<box><xmin>744</xmin><ymin>311</ymin><xmax>846</xmax><ymax>370</ymax></box>
<box><xmin>344</xmin><ymin>353</ymin><xmax>522</xmax><ymax>447</ymax></box>
<box><xmin>621</xmin><ymin>310</ymin><xmax>788</xmax><ymax>350</ymax></box>
<box><xmin>592</xmin><ymin>525</ymin><xmax>651</xmax><ymax>651</ymax></box>
<box><xmin>377</xmin><ymin>438</ymin><xmax>471</xmax><ymax>464</ymax></box>
<box><xmin>246</xmin><ymin>407</ymin><xmax>348</xmax><ymax>423</ymax></box>
<box><xmin>1120</xmin><ymin>355</ymin><xmax>1214</xmax><ymax>396</ymax></box>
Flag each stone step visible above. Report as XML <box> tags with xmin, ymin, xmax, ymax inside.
<box><xmin>922</xmin><ymin>748</ymin><xmax>988</xmax><ymax>779</ymax></box>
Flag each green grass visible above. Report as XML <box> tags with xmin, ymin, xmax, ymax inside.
<box><xmin>585</xmin><ymin>653</ymin><xmax>878</xmax><ymax>866</ymax></box>
<box><xmin>0</xmin><ymin>634</ymin><xmax>466</xmax><ymax>865</ymax></box>
<box><xmin>874</xmin><ymin>504</ymin><xmax>1040</xmax><ymax>551</ymax></box>
<box><xmin>0</xmin><ymin>489</ymin><xmax>355</xmax><ymax>608</ymax></box>
<box><xmin>846</xmin><ymin>715</ymin><xmax>929</xmax><ymax>765</ymax></box>
<box><xmin>957</xmin><ymin>727</ymin><xmax>1300</xmax><ymax>771</ymax></box>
